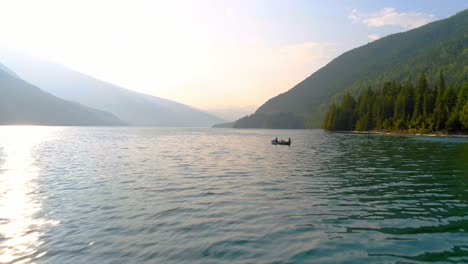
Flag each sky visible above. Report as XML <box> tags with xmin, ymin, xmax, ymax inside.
<box><xmin>0</xmin><ymin>0</ymin><xmax>466</xmax><ymax>112</ymax></box>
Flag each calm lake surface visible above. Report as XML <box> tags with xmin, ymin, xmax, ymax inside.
<box><xmin>0</xmin><ymin>127</ymin><xmax>467</xmax><ymax>263</ymax></box>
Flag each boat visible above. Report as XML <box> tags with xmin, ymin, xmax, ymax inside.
<box><xmin>271</xmin><ymin>138</ymin><xmax>291</xmax><ymax>146</ymax></box>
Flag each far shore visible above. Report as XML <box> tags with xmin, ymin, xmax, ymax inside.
<box><xmin>332</xmin><ymin>130</ymin><xmax>468</xmax><ymax>138</ymax></box>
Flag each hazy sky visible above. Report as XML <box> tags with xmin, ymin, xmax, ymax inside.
<box><xmin>0</xmin><ymin>0</ymin><xmax>466</xmax><ymax>110</ymax></box>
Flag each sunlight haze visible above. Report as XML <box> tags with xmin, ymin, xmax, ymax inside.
<box><xmin>0</xmin><ymin>0</ymin><xmax>465</xmax><ymax>111</ymax></box>
<box><xmin>1</xmin><ymin>1</ymin><xmax>468</xmax><ymax>263</ymax></box>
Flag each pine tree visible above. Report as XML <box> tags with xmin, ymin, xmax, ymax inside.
<box><xmin>393</xmin><ymin>91</ymin><xmax>406</xmax><ymax>129</ymax></box>
<box><xmin>322</xmin><ymin>72</ymin><xmax>467</xmax><ymax>133</ymax></box>
<box><xmin>393</xmin><ymin>81</ymin><xmax>415</xmax><ymax>129</ymax></box>
<box><xmin>444</xmin><ymin>89</ymin><xmax>457</xmax><ymax>131</ymax></box>
<box><xmin>434</xmin><ymin>70</ymin><xmax>447</xmax><ymax>131</ymax></box>
<box><xmin>422</xmin><ymin>90</ymin><xmax>435</xmax><ymax>130</ymax></box>
<box><xmin>461</xmin><ymin>101</ymin><xmax>468</xmax><ymax>130</ymax></box>
<box><xmin>337</xmin><ymin>92</ymin><xmax>357</xmax><ymax>130</ymax></box>
<box><xmin>412</xmin><ymin>73</ymin><xmax>428</xmax><ymax>127</ymax></box>
<box><xmin>323</xmin><ymin>103</ymin><xmax>338</xmax><ymax>130</ymax></box>
<box><xmin>452</xmin><ymin>83</ymin><xmax>468</xmax><ymax>131</ymax></box>
<box><xmin>355</xmin><ymin>87</ymin><xmax>373</xmax><ymax>131</ymax></box>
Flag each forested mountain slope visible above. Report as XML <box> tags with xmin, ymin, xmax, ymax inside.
<box><xmin>234</xmin><ymin>9</ymin><xmax>468</xmax><ymax>128</ymax></box>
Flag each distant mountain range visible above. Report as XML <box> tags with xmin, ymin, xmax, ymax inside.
<box><xmin>0</xmin><ymin>63</ymin><xmax>125</xmax><ymax>126</ymax></box>
<box><xmin>0</xmin><ymin>51</ymin><xmax>225</xmax><ymax>127</ymax></box>
<box><xmin>234</xmin><ymin>9</ymin><xmax>468</xmax><ymax>128</ymax></box>
<box><xmin>206</xmin><ymin>105</ymin><xmax>257</xmax><ymax>122</ymax></box>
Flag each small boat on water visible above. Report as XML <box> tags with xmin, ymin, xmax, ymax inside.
<box><xmin>271</xmin><ymin>137</ymin><xmax>291</xmax><ymax>146</ymax></box>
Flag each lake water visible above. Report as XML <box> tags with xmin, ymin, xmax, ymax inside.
<box><xmin>0</xmin><ymin>127</ymin><xmax>467</xmax><ymax>263</ymax></box>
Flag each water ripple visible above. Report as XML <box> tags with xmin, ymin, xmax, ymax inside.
<box><xmin>0</xmin><ymin>127</ymin><xmax>467</xmax><ymax>263</ymax></box>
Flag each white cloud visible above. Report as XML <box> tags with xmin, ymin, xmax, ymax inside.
<box><xmin>367</xmin><ymin>34</ymin><xmax>381</xmax><ymax>41</ymax></box>
<box><xmin>348</xmin><ymin>9</ymin><xmax>360</xmax><ymax>23</ymax></box>
<box><xmin>349</xmin><ymin>7</ymin><xmax>435</xmax><ymax>29</ymax></box>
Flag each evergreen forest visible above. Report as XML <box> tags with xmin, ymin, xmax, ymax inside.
<box><xmin>322</xmin><ymin>72</ymin><xmax>468</xmax><ymax>133</ymax></box>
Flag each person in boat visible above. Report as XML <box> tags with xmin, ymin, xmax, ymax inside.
<box><xmin>288</xmin><ymin>137</ymin><xmax>291</xmax><ymax>143</ymax></box>
<box><xmin>273</xmin><ymin>137</ymin><xmax>278</xmax><ymax>142</ymax></box>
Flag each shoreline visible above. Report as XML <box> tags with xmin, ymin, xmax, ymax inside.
<box><xmin>332</xmin><ymin>130</ymin><xmax>468</xmax><ymax>138</ymax></box>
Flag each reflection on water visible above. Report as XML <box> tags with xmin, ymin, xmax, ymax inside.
<box><xmin>0</xmin><ymin>127</ymin><xmax>467</xmax><ymax>263</ymax></box>
<box><xmin>0</xmin><ymin>127</ymin><xmax>59</xmax><ymax>263</ymax></box>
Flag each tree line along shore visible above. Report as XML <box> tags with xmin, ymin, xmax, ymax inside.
<box><xmin>322</xmin><ymin>71</ymin><xmax>468</xmax><ymax>134</ymax></box>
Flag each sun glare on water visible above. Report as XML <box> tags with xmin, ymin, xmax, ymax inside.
<box><xmin>0</xmin><ymin>126</ymin><xmax>61</xmax><ymax>263</ymax></box>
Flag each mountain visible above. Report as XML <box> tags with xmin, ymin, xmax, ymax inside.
<box><xmin>205</xmin><ymin>105</ymin><xmax>257</xmax><ymax>122</ymax></box>
<box><xmin>212</xmin><ymin>122</ymin><xmax>234</xmax><ymax>128</ymax></box>
<box><xmin>0</xmin><ymin>62</ymin><xmax>19</xmax><ymax>78</ymax></box>
<box><xmin>234</xmin><ymin>9</ymin><xmax>468</xmax><ymax>128</ymax></box>
<box><xmin>0</xmin><ymin>51</ymin><xmax>225</xmax><ymax>127</ymax></box>
<box><xmin>0</xmin><ymin>63</ymin><xmax>126</xmax><ymax>126</ymax></box>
